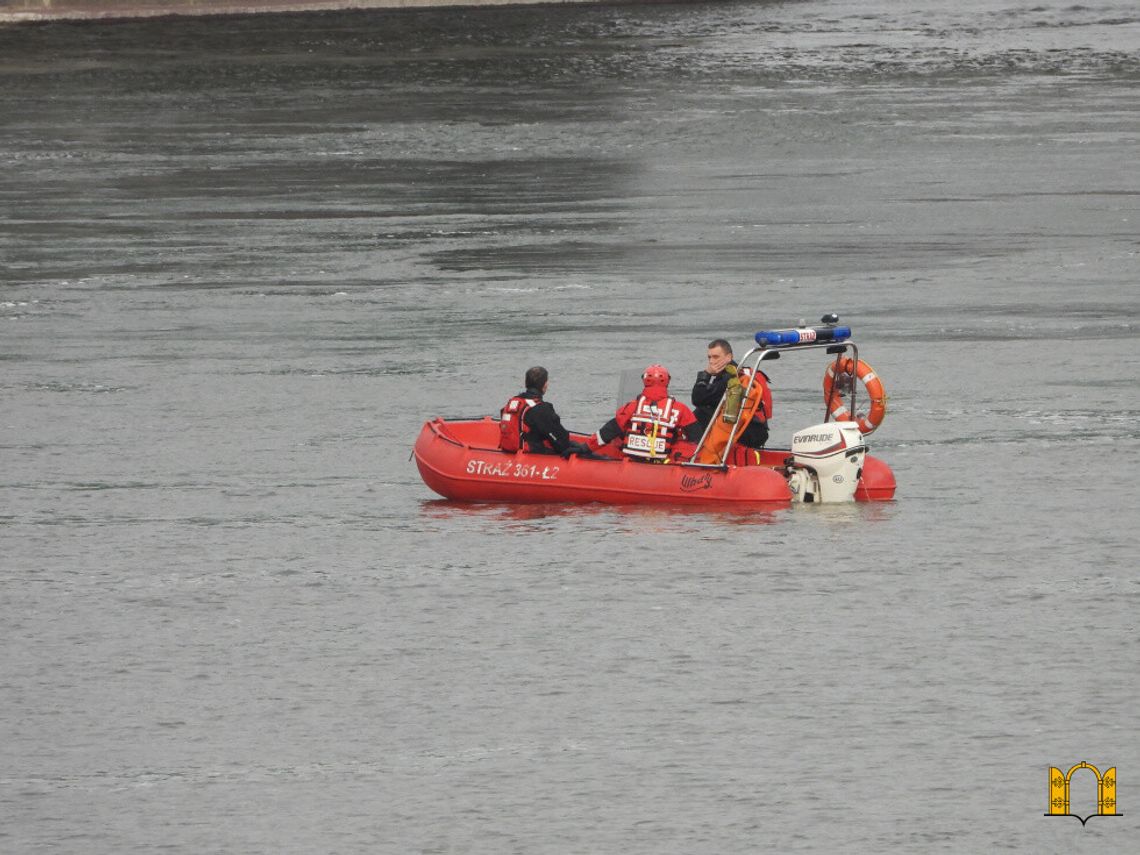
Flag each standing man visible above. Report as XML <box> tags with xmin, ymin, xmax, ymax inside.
<box><xmin>691</xmin><ymin>339</ymin><xmax>771</xmax><ymax>448</ymax></box>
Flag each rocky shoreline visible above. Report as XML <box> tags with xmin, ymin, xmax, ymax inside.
<box><xmin>1</xmin><ymin>0</ymin><xmax>599</xmax><ymax>24</ymax></box>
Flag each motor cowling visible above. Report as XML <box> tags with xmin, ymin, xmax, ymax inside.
<box><xmin>786</xmin><ymin>422</ymin><xmax>866</xmax><ymax>503</ymax></box>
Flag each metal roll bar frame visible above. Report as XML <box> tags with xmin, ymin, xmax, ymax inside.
<box><xmin>685</xmin><ymin>338</ymin><xmax>860</xmax><ymax>469</ymax></box>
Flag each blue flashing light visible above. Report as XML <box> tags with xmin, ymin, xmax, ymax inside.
<box><xmin>754</xmin><ymin>325</ymin><xmax>851</xmax><ymax>347</ymax></box>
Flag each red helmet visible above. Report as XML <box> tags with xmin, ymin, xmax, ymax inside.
<box><xmin>642</xmin><ymin>364</ymin><xmax>670</xmax><ymax>387</ymax></box>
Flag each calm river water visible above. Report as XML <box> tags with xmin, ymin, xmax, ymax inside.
<box><xmin>2</xmin><ymin>1</ymin><xmax>1138</xmax><ymax>852</ymax></box>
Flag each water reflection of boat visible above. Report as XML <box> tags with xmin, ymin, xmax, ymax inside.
<box><xmin>415</xmin><ymin>319</ymin><xmax>897</xmax><ymax>507</ymax></box>
<box><xmin>417</xmin><ymin>498</ymin><xmax>789</xmax><ymax>526</ymax></box>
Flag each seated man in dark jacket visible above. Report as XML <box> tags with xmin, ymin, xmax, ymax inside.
<box><xmin>499</xmin><ymin>366</ymin><xmax>587</xmax><ymax>458</ymax></box>
<box><xmin>691</xmin><ymin>339</ymin><xmax>770</xmax><ymax>448</ymax></box>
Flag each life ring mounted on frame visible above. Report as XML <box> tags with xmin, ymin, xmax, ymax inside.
<box><xmin>823</xmin><ymin>357</ymin><xmax>887</xmax><ymax>435</ymax></box>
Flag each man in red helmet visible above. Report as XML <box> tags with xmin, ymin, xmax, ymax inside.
<box><xmin>585</xmin><ymin>364</ymin><xmax>704</xmax><ymax>462</ymax></box>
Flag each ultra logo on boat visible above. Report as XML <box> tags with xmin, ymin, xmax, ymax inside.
<box><xmin>679</xmin><ymin>472</ymin><xmax>714</xmax><ymax>492</ymax></box>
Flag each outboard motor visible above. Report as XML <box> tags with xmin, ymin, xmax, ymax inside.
<box><xmin>786</xmin><ymin>422</ymin><xmax>866</xmax><ymax>503</ymax></box>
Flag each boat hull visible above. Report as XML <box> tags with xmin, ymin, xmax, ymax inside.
<box><xmin>414</xmin><ymin>417</ymin><xmax>895</xmax><ymax>505</ymax></box>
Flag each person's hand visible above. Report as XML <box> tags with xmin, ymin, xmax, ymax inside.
<box><xmin>561</xmin><ymin>442</ymin><xmax>591</xmax><ymax>459</ymax></box>
<box><xmin>707</xmin><ymin>353</ymin><xmax>731</xmax><ymax>375</ymax></box>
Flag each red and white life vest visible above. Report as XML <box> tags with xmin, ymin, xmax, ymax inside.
<box><xmin>623</xmin><ymin>395</ymin><xmax>682</xmax><ymax>460</ymax></box>
<box><xmin>499</xmin><ymin>395</ymin><xmax>538</xmax><ymax>452</ymax></box>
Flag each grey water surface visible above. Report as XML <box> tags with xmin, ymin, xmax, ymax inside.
<box><xmin>2</xmin><ymin>0</ymin><xmax>1138</xmax><ymax>852</ymax></box>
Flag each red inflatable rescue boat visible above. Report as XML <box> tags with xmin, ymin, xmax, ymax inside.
<box><xmin>414</xmin><ymin>416</ymin><xmax>895</xmax><ymax>506</ymax></box>
<box><xmin>413</xmin><ymin>316</ymin><xmax>896</xmax><ymax>506</ymax></box>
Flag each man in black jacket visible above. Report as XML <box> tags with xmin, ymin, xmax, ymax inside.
<box><xmin>691</xmin><ymin>339</ymin><xmax>769</xmax><ymax>448</ymax></box>
<box><xmin>500</xmin><ymin>366</ymin><xmax>589</xmax><ymax>458</ymax></box>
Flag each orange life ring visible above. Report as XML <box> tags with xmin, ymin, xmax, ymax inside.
<box><xmin>822</xmin><ymin>358</ymin><xmax>887</xmax><ymax>435</ymax></box>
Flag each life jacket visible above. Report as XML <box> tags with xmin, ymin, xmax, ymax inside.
<box><xmin>755</xmin><ymin>369</ymin><xmax>774</xmax><ymax>422</ymax></box>
<box><xmin>498</xmin><ymin>395</ymin><xmax>538</xmax><ymax>452</ymax></box>
<box><xmin>735</xmin><ymin>367</ymin><xmax>773</xmax><ymax>423</ymax></box>
<box><xmin>623</xmin><ymin>395</ymin><xmax>683</xmax><ymax>461</ymax></box>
